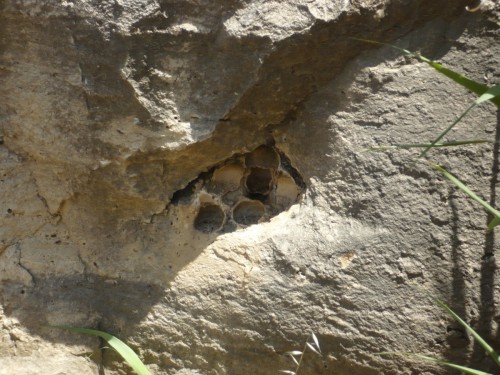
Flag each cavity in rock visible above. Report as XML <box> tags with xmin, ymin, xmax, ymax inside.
<box><xmin>194</xmin><ymin>203</ymin><xmax>225</xmax><ymax>233</ymax></box>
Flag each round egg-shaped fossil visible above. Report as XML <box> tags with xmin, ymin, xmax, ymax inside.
<box><xmin>210</xmin><ymin>162</ymin><xmax>245</xmax><ymax>194</ymax></box>
<box><xmin>245</xmin><ymin>145</ymin><xmax>280</xmax><ymax>169</ymax></box>
<box><xmin>245</xmin><ymin>167</ymin><xmax>274</xmax><ymax>196</ymax></box>
<box><xmin>194</xmin><ymin>203</ymin><xmax>225</xmax><ymax>233</ymax></box>
<box><xmin>232</xmin><ymin>199</ymin><xmax>266</xmax><ymax>226</ymax></box>
<box><xmin>271</xmin><ymin>171</ymin><xmax>301</xmax><ymax>208</ymax></box>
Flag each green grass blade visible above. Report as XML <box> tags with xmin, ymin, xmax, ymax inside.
<box><xmin>54</xmin><ymin>326</ymin><xmax>152</xmax><ymax>375</ymax></box>
<box><xmin>417</xmin><ymin>102</ymin><xmax>477</xmax><ymax>159</ymax></box>
<box><xmin>475</xmin><ymin>84</ymin><xmax>500</xmax><ymax>105</ymax></box>
<box><xmin>366</xmin><ymin>140</ymin><xmax>490</xmax><ymax>152</ymax></box>
<box><xmin>430</xmin><ymin>163</ymin><xmax>500</xmax><ymax>230</ymax></box>
<box><xmin>351</xmin><ymin>38</ymin><xmax>500</xmax><ymax>107</ymax></box>
<box><xmin>416</xmin><ymin>85</ymin><xmax>499</xmax><ymax>159</ymax></box>
<box><xmin>433</xmin><ymin>299</ymin><xmax>500</xmax><ymax>366</ymax></box>
<box><xmin>489</xmin><ymin>216</ymin><xmax>500</xmax><ymax>229</ymax></box>
<box><xmin>406</xmin><ymin>57</ymin><xmax>499</xmax><ymax>106</ymax></box>
<box><xmin>414</xmin><ymin>56</ymin><xmax>490</xmax><ymax>101</ymax></box>
<box><xmin>379</xmin><ymin>352</ymin><xmax>493</xmax><ymax>375</ymax></box>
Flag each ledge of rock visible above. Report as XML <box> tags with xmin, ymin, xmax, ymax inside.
<box><xmin>1</xmin><ymin>0</ymin><xmax>499</xmax><ymax>374</ymax></box>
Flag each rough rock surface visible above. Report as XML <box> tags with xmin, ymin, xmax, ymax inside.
<box><xmin>0</xmin><ymin>0</ymin><xmax>499</xmax><ymax>374</ymax></box>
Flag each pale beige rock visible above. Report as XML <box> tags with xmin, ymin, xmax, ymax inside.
<box><xmin>0</xmin><ymin>245</ymin><xmax>33</xmax><ymax>287</ymax></box>
<box><xmin>1</xmin><ymin>0</ymin><xmax>499</xmax><ymax>374</ymax></box>
<box><xmin>0</xmin><ymin>356</ymin><xmax>98</xmax><ymax>375</ymax></box>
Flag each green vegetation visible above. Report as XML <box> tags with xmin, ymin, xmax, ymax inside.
<box><xmin>356</xmin><ymin>38</ymin><xmax>500</xmax><ymax>229</ymax></box>
<box><xmin>381</xmin><ymin>298</ymin><xmax>500</xmax><ymax>375</ymax></box>
<box><xmin>53</xmin><ymin>326</ymin><xmax>151</xmax><ymax>375</ymax></box>
<box><xmin>358</xmin><ymin>36</ymin><xmax>500</xmax><ymax>374</ymax></box>
<box><xmin>431</xmin><ymin>163</ymin><xmax>500</xmax><ymax>230</ymax></box>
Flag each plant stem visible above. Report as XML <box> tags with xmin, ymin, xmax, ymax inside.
<box><xmin>295</xmin><ymin>340</ymin><xmax>309</xmax><ymax>375</ymax></box>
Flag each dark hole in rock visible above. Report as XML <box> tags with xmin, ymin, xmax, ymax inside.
<box><xmin>245</xmin><ymin>145</ymin><xmax>280</xmax><ymax>169</ymax></box>
<box><xmin>194</xmin><ymin>203</ymin><xmax>225</xmax><ymax>233</ymax></box>
<box><xmin>245</xmin><ymin>167</ymin><xmax>272</xmax><ymax>195</ymax></box>
<box><xmin>171</xmin><ymin>182</ymin><xmax>198</xmax><ymax>204</ymax></box>
<box><xmin>233</xmin><ymin>200</ymin><xmax>265</xmax><ymax>226</ymax></box>
<box><xmin>247</xmin><ymin>192</ymin><xmax>268</xmax><ymax>203</ymax></box>
<box><xmin>171</xmin><ymin>170</ymin><xmax>212</xmax><ymax>205</ymax></box>
<box><xmin>277</xmin><ymin>150</ymin><xmax>306</xmax><ymax>190</ymax></box>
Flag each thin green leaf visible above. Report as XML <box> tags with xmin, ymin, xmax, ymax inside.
<box><xmin>415</xmin><ymin>85</ymin><xmax>499</xmax><ymax>159</ymax></box>
<box><xmin>379</xmin><ymin>352</ymin><xmax>493</xmax><ymax>375</ymax></box>
<box><xmin>53</xmin><ymin>326</ymin><xmax>151</xmax><ymax>375</ymax></box>
<box><xmin>420</xmin><ymin>60</ymin><xmax>500</xmax><ymax>106</ymax></box>
<box><xmin>414</xmin><ymin>56</ymin><xmax>491</xmax><ymax>102</ymax></box>
<box><xmin>433</xmin><ymin>299</ymin><xmax>500</xmax><ymax>367</ymax></box>
<box><xmin>430</xmin><ymin>163</ymin><xmax>500</xmax><ymax>229</ymax></box>
<box><xmin>366</xmin><ymin>140</ymin><xmax>490</xmax><ymax>152</ymax></box>
<box><xmin>475</xmin><ymin>84</ymin><xmax>500</xmax><ymax>105</ymax></box>
<box><xmin>351</xmin><ymin>38</ymin><xmax>500</xmax><ymax>107</ymax></box>
<box><xmin>417</xmin><ymin>102</ymin><xmax>477</xmax><ymax>159</ymax></box>
<box><xmin>489</xmin><ymin>216</ymin><xmax>500</xmax><ymax>229</ymax></box>
<box><xmin>416</xmin><ymin>85</ymin><xmax>499</xmax><ymax>159</ymax></box>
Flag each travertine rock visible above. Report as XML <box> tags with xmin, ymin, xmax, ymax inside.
<box><xmin>0</xmin><ymin>0</ymin><xmax>499</xmax><ymax>374</ymax></box>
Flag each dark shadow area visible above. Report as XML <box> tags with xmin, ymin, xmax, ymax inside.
<box><xmin>2</xmin><ymin>2</ymin><xmax>494</xmax><ymax>375</ymax></box>
<box><xmin>0</xmin><ymin>275</ymin><xmax>165</xmax><ymax>345</ymax></box>
<box><xmin>450</xmin><ymin>194</ymin><xmax>467</xmax><ymax>317</ymax></box>
<box><xmin>444</xmin><ymin>195</ymin><xmax>470</xmax><ymax>364</ymax></box>
<box><xmin>469</xmin><ymin>108</ymin><xmax>500</xmax><ymax>371</ymax></box>
<box><xmin>494</xmin><ymin>109</ymin><xmax>500</xmax><ymax>341</ymax></box>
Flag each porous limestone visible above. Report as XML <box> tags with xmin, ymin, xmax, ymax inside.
<box><xmin>0</xmin><ymin>0</ymin><xmax>499</xmax><ymax>374</ymax></box>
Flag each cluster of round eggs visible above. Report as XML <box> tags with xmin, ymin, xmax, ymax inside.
<box><xmin>185</xmin><ymin>145</ymin><xmax>304</xmax><ymax>233</ymax></box>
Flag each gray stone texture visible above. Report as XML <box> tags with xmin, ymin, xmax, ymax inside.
<box><xmin>0</xmin><ymin>0</ymin><xmax>499</xmax><ymax>374</ymax></box>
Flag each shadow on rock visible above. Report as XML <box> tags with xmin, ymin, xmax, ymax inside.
<box><xmin>1</xmin><ymin>275</ymin><xmax>165</xmax><ymax>345</ymax></box>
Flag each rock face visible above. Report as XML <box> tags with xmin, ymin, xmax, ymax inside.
<box><xmin>0</xmin><ymin>0</ymin><xmax>499</xmax><ymax>374</ymax></box>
